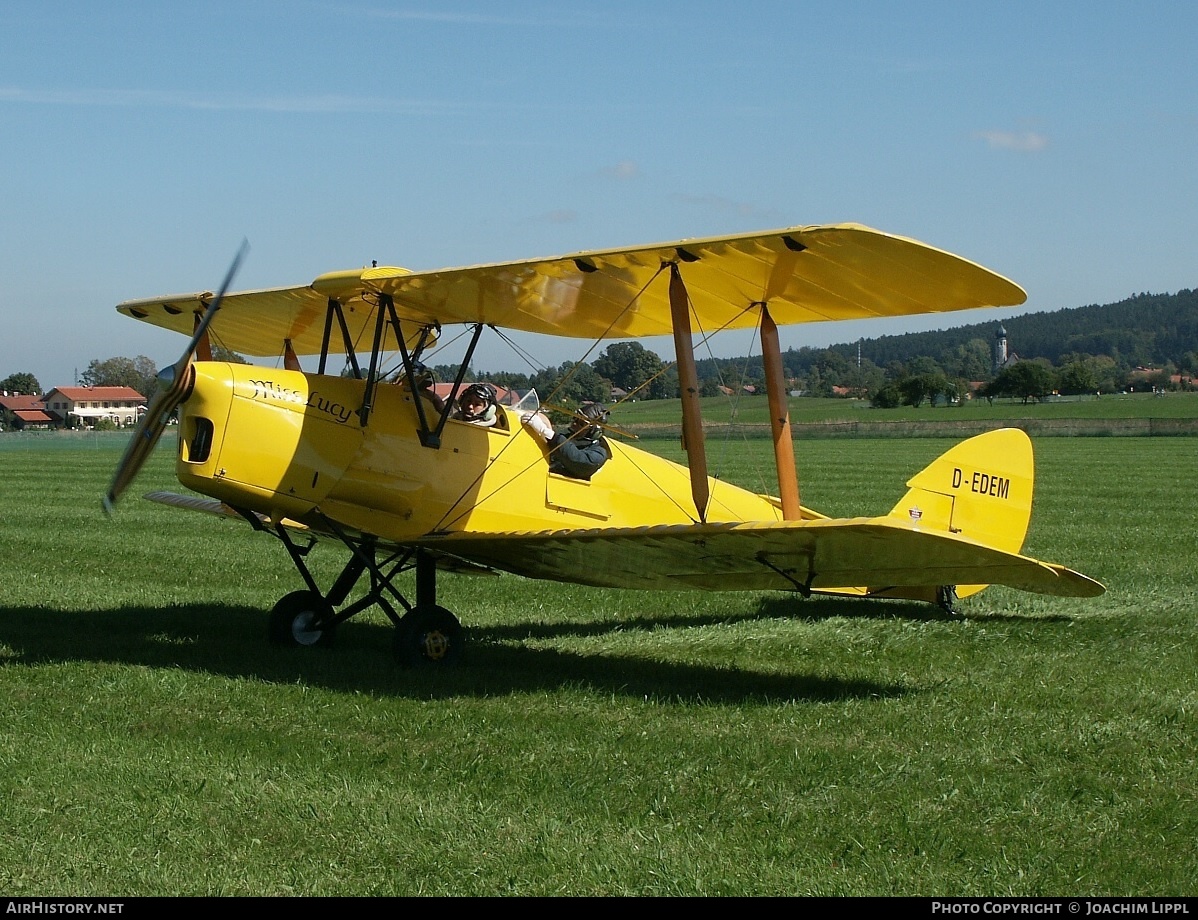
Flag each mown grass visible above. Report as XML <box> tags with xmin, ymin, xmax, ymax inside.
<box><xmin>0</xmin><ymin>434</ymin><xmax>1193</xmax><ymax>895</ymax></box>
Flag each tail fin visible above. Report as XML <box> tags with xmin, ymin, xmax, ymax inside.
<box><xmin>887</xmin><ymin>428</ymin><xmax>1035</xmax><ymax>600</ymax></box>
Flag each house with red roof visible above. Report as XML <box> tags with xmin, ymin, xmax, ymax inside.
<box><xmin>40</xmin><ymin>386</ymin><xmax>147</xmax><ymax>429</ymax></box>
<box><xmin>0</xmin><ymin>393</ymin><xmax>56</xmax><ymax>430</ymax></box>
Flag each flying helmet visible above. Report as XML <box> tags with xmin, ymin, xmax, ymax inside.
<box><xmin>571</xmin><ymin>402</ymin><xmax>609</xmax><ymax>439</ymax></box>
<box><xmin>458</xmin><ymin>382</ymin><xmax>498</xmax><ymax>421</ymax></box>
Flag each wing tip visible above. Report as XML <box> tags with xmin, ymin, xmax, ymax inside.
<box><xmin>1053</xmin><ymin>566</ymin><xmax>1107</xmax><ymax>598</ymax></box>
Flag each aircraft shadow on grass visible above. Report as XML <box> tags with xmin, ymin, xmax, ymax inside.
<box><xmin>0</xmin><ymin>601</ymin><xmax>932</xmax><ymax>704</ymax></box>
<box><xmin>753</xmin><ymin>594</ymin><xmax>1077</xmax><ymax>625</ymax></box>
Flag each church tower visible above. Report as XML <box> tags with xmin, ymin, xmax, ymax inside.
<box><xmin>994</xmin><ymin>324</ymin><xmax>1009</xmax><ymax>373</ymax></box>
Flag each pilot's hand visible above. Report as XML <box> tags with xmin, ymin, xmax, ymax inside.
<box><xmin>521</xmin><ymin>412</ymin><xmax>554</xmax><ymax>441</ymax></box>
<box><xmin>410</xmin><ymin>362</ymin><xmax>433</xmax><ymax>389</ymax></box>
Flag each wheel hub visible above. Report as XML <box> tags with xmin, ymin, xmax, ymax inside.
<box><xmin>419</xmin><ymin>629</ymin><xmax>451</xmax><ymax>661</ymax></box>
<box><xmin>291</xmin><ymin>611</ymin><xmax>325</xmax><ymax>646</ymax></box>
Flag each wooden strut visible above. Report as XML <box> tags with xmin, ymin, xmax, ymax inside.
<box><xmin>192</xmin><ymin>312</ymin><xmax>212</xmax><ymax>362</ymax></box>
<box><xmin>668</xmin><ymin>263</ymin><xmax>710</xmax><ymax>523</ymax></box>
<box><xmin>283</xmin><ymin>338</ymin><xmax>301</xmax><ymax>371</ymax></box>
<box><xmin>759</xmin><ymin>305</ymin><xmax>802</xmax><ymax>519</ymax></box>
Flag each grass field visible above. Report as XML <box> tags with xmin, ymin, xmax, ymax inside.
<box><xmin>0</xmin><ymin>431</ymin><xmax>1194</xmax><ymax>895</ymax></box>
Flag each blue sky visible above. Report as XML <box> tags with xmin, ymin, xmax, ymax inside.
<box><xmin>3</xmin><ymin>1</ymin><xmax>1195</xmax><ymax>389</ymax></box>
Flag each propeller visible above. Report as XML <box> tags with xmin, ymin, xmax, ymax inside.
<box><xmin>538</xmin><ymin>401</ymin><xmax>638</xmax><ymax>440</ymax></box>
<box><xmin>103</xmin><ymin>240</ymin><xmax>249</xmax><ymax>514</ymax></box>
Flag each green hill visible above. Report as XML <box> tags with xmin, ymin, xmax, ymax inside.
<box><xmin>826</xmin><ymin>288</ymin><xmax>1198</xmax><ymax>370</ymax></box>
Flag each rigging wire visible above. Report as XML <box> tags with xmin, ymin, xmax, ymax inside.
<box><xmin>714</xmin><ymin>316</ymin><xmax>776</xmax><ymax>499</ymax></box>
<box><xmin>538</xmin><ymin>264</ymin><xmax>668</xmax><ymax>409</ymax></box>
<box><xmin>564</xmin><ymin>281</ymin><xmax>767</xmax><ymax>520</ymax></box>
<box><xmin>314</xmin><ymin>260</ymin><xmax>778</xmax><ymax>533</ymax></box>
<box><xmin>431</xmin><ymin>265</ymin><xmax>669</xmax><ymax>532</ymax></box>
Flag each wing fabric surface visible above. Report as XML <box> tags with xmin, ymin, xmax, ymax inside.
<box><xmin>116</xmin><ymin>224</ymin><xmax>1026</xmax><ymax>356</ymax></box>
<box><xmin>413</xmin><ymin>517</ymin><xmax>1104</xmax><ymax>599</ymax></box>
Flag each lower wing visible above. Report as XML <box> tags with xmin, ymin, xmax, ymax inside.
<box><xmin>415</xmin><ymin>517</ymin><xmax>1104</xmax><ymax>598</ymax></box>
<box><xmin>143</xmin><ymin>492</ymin><xmax>1102</xmax><ymax>599</ymax></box>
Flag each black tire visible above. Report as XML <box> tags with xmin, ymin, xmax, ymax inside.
<box><xmin>268</xmin><ymin>590</ymin><xmax>337</xmax><ymax>648</ymax></box>
<box><xmin>395</xmin><ymin>605</ymin><xmax>463</xmax><ymax>667</ymax></box>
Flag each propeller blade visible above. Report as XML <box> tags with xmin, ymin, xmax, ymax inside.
<box><xmin>177</xmin><ymin>238</ymin><xmax>249</xmax><ymax>377</ymax></box>
<box><xmin>103</xmin><ymin>241</ymin><xmax>248</xmax><ymax>513</ymax></box>
<box><xmin>538</xmin><ymin>401</ymin><xmax>638</xmax><ymax>440</ymax></box>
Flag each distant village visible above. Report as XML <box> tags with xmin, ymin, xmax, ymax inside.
<box><xmin>0</xmin><ymin>386</ymin><xmax>146</xmax><ymax>431</ymax></box>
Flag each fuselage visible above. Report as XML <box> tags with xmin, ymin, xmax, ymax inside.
<box><xmin>175</xmin><ymin>363</ymin><xmax>786</xmax><ymax>541</ymax></box>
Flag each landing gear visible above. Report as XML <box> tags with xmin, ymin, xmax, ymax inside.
<box><xmin>262</xmin><ymin>524</ymin><xmax>465</xmax><ymax>667</ymax></box>
<box><xmin>395</xmin><ymin>605</ymin><xmax>463</xmax><ymax>668</ymax></box>
<box><xmin>228</xmin><ymin>305</ymin><xmax>476</xmax><ymax>670</ymax></box>
<box><xmin>268</xmin><ymin>590</ymin><xmax>337</xmax><ymax>647</ymax></box>
<box><xmin>391</xmin><ymin>547</ymin><xmax>463</xmax><ymax>667</ymax></box>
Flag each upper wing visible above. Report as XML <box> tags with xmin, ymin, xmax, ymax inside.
<box><xmin>414</xmin><ymin>516</ymin><xmax>1104</xmax><ymax>599</ymax></box>
<box><xmin>116</xmin><ymin>224</ymin><xmax>1026</xmax><ymax>356</ymax></box>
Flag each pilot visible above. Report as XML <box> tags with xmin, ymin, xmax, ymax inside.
<box><xmin>521</xmin><ymin>402</ymin><xmax>611</xmax><ymax>480</ymax></box>
<box><xmin>453</xmin><ymin>382</ymin><xmax>502</xmax><ymax>428</ymax></box>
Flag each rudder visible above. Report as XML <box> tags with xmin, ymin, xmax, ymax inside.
<box><xmin>887</xmin><ymin>428</ymin><xmax>1035</xmax><ymax>600</ymax></box>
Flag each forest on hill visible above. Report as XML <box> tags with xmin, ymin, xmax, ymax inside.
<box><xmin>471</xmin><ymin>287</ymin><xmax>1198</xmax><ymax>407</ymax></box>
<box><xmin>827</xmin><ymin>288</ymin><xmax>1198</xmax><ymax>373</ymax></box>
<box><xmin>796</xmin><ymin>287</ymin><xmax>1198</xmax><ymax>406</ymax></box>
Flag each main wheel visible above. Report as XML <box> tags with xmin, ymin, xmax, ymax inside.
<box><xmin>268</xmin><ymin>591</ymin><xmax>337</xmax><ymax>648</ymax></box>
<box><xmin>395</xmin><ymin>605</ymin><xmax>463</xmax><ymax>667</ymax></box>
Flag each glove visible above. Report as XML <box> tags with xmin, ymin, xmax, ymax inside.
<box><xmin>521</xmin><ymin>412</ymin><xmax>555</xmax><ymax>441</ymax></box>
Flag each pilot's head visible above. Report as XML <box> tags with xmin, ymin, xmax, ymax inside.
<box><xmin>459</xmin><ymin>383</ymin><xmax>498</xmax><ymax>422</ymax></box>
<box><xmin>570</xmin><ymin>402</ymin><xmax>609</xmax><ymax>439</ymax></box>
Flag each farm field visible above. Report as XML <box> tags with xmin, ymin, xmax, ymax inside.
<box><xmin>0</xmin><ymin>433</ymin><xmax>1194</xmax><ymax>895</ymax></box>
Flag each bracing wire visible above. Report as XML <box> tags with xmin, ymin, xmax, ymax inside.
<box><xmin>432</xmin><ymin>266</ymin><xmax>670</xmax><ymax>532</ymax></box>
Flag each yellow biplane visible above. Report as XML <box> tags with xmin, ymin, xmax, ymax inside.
<box><xmin>104</xmin><ymin>224</ymin><xmax>1104</xmax><ymax>666</ymax></box>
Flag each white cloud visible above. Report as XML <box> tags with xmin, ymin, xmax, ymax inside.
<box><xmin>352</xmin><ymin>5</ymin><xmax>601</xmax><ymax>28</ymax></box>
<box><xmin>669</xmin><ymin>192</ymin><xmax>781</xmax><ymax>222</ymax></box>
<box><xmin>605</xmin><ymin>160</ymin><xmax>639</xmax><ymax>180</ymax></box>
<box><xmin>974</xmin><ymin>129</ymin><xmax>1049</xmax><ymax>152</ymax></box>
